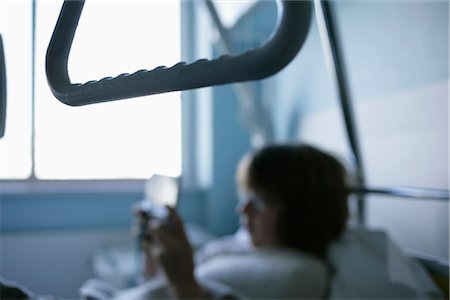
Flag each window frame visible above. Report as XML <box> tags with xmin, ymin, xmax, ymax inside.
<box><xmin>0</xmin><ymin>0</ymin><xmax>199</xmax><ymax>194</ymax></box>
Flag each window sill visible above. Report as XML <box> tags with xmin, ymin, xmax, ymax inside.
<box><xmin>0</xmin><ymin>179</ymin><xmax>146</xmax><ymax>195</ymax></box>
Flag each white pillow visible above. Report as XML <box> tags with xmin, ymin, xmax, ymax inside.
<box><xmin>328</xmin><ymin>229</ymin><xmax>442</xmax><ymax>299</ymax></box>
<box><xmin>196</xmin><ymin>246</ymin><xmax>328</xmax><ymax>299</ymax></box>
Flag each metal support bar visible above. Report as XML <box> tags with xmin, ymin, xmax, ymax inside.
<box><xmin>350</xmin><ymin>186</ymin><xmax>450</xmax><ymax>201</ymax></box>
<box><xmin>204</xmin><ymin>0</ymin><xmax>275</xmax><ymax>147</ymax></box>
<box><xmin>315</xmin><ymin>0</ymin><xmax>367</xmax><ymax>225</ymax></box>
<box><xmin>204</xmin><ymin>0</ymin><xmax>234</xmax><ymax>54</ymax></box>
<box><xmin>0</xmin><ymin>34</ymin><xmax>6</xmax><ymax>138</ymax></box>
<box><xmin>46</xmin><ymin>0</ymin><xmax>312</xmax><ymax>106</ymax></box>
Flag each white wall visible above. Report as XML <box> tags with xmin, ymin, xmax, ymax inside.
<box><xmin>268</xmin><ymin>1</ymin><xmax>449</xmax><ymax>260</ymax></box>
<box><xmin>299</xmin><ymin>80</ymin><xmax>449</xmax><ymax>259</ymax></box>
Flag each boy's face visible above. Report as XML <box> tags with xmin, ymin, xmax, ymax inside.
<box><xmin>236</xmin><ymin>190</ymin><xmax>279</xmax><ymax>247</ymax></box>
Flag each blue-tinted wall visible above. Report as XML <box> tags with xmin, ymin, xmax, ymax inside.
<box><xmin>0</xmin><ymin>190</ymin><xmax>207</xmax><ymax>232</ymax></box>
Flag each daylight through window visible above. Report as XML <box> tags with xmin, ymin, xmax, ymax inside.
<box><xmin>0</xmin><ymin>1</ymin><xmax>182</xmax><ymax>180</ymax></box>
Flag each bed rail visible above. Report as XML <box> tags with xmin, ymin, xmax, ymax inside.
<box><xmin>46</xmin><ymin>0</ymin><xmax>312</xmax><ymax>106</ymax></box>
<box><xmin>350</xmin><ymin>186</ymin><xmax>449</xmax><ymax>201</ymax></box>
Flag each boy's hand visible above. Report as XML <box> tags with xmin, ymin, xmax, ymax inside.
<box><xmin>149</xmin><ymin>207</ymin><xmax>202</xmax><ymax>299</ymax></box>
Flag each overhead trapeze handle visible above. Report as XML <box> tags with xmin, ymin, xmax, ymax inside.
<box><xmin>46</xmin><ymin>0</ymin><xmax>312</xmax><ymax>106</ymax></box>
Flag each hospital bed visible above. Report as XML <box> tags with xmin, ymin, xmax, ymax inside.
<box><xmin>0</xmin><ymin>0</ymin><xmax>448</xmax><ymax>298</ymax></box>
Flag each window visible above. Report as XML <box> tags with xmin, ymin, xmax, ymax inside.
<box><xmin>0</xmin><ymin>1</ymin><xmax>181</xmax><ymax>180</ymax></box>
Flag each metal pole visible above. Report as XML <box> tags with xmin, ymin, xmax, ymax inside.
<box><xmin>315</xmin><ymin>0</ymin><xmax>367</xmax><ymax>225</ymax></box>
<box><xmin>203</xmin><ymin>0</ymin><xmax>272</xmax><ymax>147</ymax></box>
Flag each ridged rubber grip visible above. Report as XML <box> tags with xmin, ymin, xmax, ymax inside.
<box><xmin>46</xmin><ymin>0</ymin><xmax>312</xmax><ymax>106</ymax></box>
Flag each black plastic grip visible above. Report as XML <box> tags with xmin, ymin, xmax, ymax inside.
<box><xmin>46</xmin><ymin>0</ymin><xmax>312</xmax><ymax>106</ymax></box>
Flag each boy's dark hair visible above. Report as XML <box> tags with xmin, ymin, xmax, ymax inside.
<box><xmin>245</xmin><ymin>144</ymin><xmax>349</xmax><ymax>260</ymax></box>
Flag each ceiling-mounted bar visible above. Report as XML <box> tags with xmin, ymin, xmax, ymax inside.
<box><xmin>314</xmin><ymin>0</ymin><xmax>367</xmax><ymax>225</ymax></box>
<box><xmin>0</xmin><ymin>34</ymin><xmax>6</xmax><ymax>139</ymax></box>
<box><xmin>204</xmin><ymin>0</ymin><xmax>275</xmax><ymax>147</ymax></box>
<box><xmin>204</xmin><ymin>0</ymin><xmax>234</xmax><ymax>54</ymax></box>
<box><xmin>46</xmin><ymin>0</ymin><xmax>312</xmax><ymax>106</ymax></box>
<box><xmin>30</xmin><ymin>0</ymin><xmax>37</xmax><ymax>179</ymax></box>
